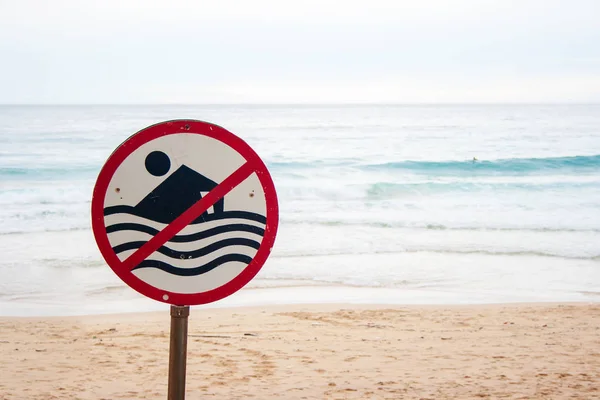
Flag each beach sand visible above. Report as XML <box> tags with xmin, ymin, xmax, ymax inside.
<box><xmin>1</xmin><ymin>303</ymin><xmax>599</xmax><ymax>399</ymax></box>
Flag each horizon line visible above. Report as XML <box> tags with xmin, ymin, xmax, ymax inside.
<box><xmin>1</xmin><ymin>101</ymin><xmax>599</xmax><ymax>107</ymax></box>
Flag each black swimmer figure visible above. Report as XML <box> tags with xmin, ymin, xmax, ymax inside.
<box><xmin>132</xmin><ymin>151</ymin><xmax>224</xmax><ymax>224</ymax></box>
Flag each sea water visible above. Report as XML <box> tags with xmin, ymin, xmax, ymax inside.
<box><xmin>1</xmin><ymin>104</ymin><xmax>599</xmax><ymax>316</ymax></box>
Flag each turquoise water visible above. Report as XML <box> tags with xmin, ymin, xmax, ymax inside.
<box><xmin>1</xmin><ymin>104</ymin><xmax>599</xmax><ymax>315</ymax></box>
<box><xmin>271</xmin><ymin>154</ymin><xmax>600</xmax><ymax>174</ymax></box>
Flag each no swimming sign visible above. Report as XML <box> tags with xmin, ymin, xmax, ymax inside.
<box><xmin>91</xmin><ymin>120</ymin><xmax>279</xmax><ymax>306</ymax></box>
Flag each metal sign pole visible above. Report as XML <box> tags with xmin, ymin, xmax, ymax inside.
<box><xmin>91</xmin><ymin>120</ymin><xmax>279</xmax><ymax>399</ymax></box>
<box><xmin>168</xmin><ymin>305</ymin><xmax>190</xmax><ymax>400</ymax></box>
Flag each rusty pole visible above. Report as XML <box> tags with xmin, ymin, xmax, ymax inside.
<box><xmin>168</xmin><ymin>305</ymin><xmax>190</xmax><ymax>400</ymax></box>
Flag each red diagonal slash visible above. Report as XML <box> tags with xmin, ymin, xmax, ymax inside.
<box><xmin>120</xmin><ymin>162</ymin><xmax>254</xmax><ymax>271</ymax></box>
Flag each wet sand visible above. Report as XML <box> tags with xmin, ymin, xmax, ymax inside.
<box><xmin>1</xmin><ymin>303</ymin><xmax>599</xmax><ymax>399</ymax></box>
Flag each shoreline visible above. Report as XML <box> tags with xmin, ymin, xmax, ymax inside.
<box><xmin>1</xmin><ymin>299</ymin><xmax>598</xmax><ymax>321</ymax></box>
<box><xmin>2</xmin><ymin>283</ymin><xmax>599</xmax><ymax>318</ymax></box>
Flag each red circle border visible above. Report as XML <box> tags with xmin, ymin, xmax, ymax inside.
<box><xmin>91</xmin><ymin>120</ymin><xmax>279</xmax><ymax>306</ymax></box>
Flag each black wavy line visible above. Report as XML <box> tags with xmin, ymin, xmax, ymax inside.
<box><xmin>132</xmin><ymin>254</ymin><xmax>252</xmax><ymax>276</ymax></box>
<box><xmin>106</xmin><ymin>223</ymin><xmax>265</xmax><ymax>242</ymax></box>
<box><xmin>113</xmin><ymin>238</ymin><xmax>260</xmax><ymax>259</ymax></box>
<box><xmin>198</xmin><ymin>211</ymin><xmax>266</xmax><ymax>224</ymax></box>
<box><xmin>103</xmin><ymin>206</ymin><xmax>266</xmax><ymax>224</ymax></box>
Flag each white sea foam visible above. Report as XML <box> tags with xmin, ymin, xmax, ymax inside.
<box><xmin>1</xmin><ymin>104</ymin><xmax>600</xmax><ymax>315</ymax></box>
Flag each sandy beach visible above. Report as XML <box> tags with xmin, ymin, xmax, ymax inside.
<box><xmin>1</xmin><ymin>303</ymin><xmax>599</xmax><ymax>399</ymax></box>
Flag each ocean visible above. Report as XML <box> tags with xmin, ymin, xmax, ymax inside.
<box><xmin>1</xmin><ymin>104</ymin><xmax>599</xmax><ymax>316</ymax></box>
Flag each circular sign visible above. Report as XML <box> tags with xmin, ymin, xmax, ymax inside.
<box><xmin>91</xmin><ymin>120</ymin><xmax>279</xmax><ymax>306</ymax></box>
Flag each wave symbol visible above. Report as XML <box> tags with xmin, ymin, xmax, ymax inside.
<box><xmin>133</xmin><ymin>255</ymin><xmax>254</xmax><ymax>276</ymax></box>
<box><xmin>104</xmin><ymin>207</ymin><xmax>267</xmax><ymax>224</ymax></box>
<box><xmin>104</xmin><ymin>209</ymin><xmax>266</xmax><ymax>277</ymax></box>
<box><xmin>113</xmin><ymin>237</ymin><xmax>260</xmax><ymax>258</ymax></box>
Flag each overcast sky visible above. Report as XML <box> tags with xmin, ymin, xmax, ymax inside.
<box><xmin>1</xmin><ymin>0</ymin><xmax>599</xmax><ymax>104</ymax></box>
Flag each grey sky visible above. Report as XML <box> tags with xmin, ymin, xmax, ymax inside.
<box><xmin>1</xmin><ymin>0</ymin><xmax>599</xmax><ymax>103</ymax></box>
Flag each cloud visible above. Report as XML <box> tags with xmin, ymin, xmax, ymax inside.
<box><xmin>0</xmin><ymin>0</ymin><xmax>598</xmax><ymax>103</ymax></box>
<box><xmin>134</xmin><ymin>73</ymin><xmax>600</xmax><ymax>104</ymax></box>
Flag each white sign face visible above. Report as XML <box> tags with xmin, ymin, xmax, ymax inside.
<box><xmin>91</xmin><ymin>120</ymin><xmax>279</xmax><ymax>305</ymax></box>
